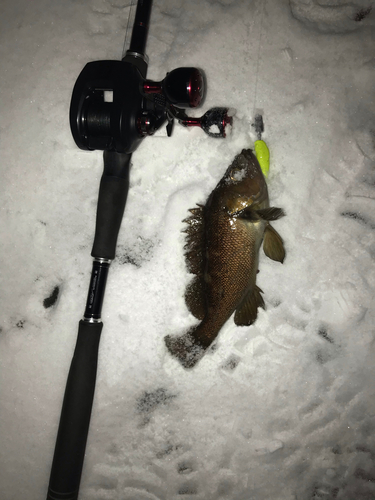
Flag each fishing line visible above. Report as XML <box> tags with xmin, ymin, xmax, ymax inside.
<box><xmin>252</xmin><ymin>0</ymin><xmax>266</xmax><ymax>117</ymax></box>
<box><xmin>251</xmin><ymin>0</ymin><xmax>270</xmax><ymax>178</ymax></box>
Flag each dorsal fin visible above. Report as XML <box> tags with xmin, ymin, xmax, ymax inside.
<box><xmin>185</xmin><ymin>275</ymin><xmax>206</xmax><ymax>320</ymax></box>
<box><xmin>182</xmin><ymin>204</ymin><xmax>207</xmax><ymax>320</ymax></box>
<box><xmin>182</xmin><ymin>204</ymin><xmax>205</xmax><ymax>275</ymax></box>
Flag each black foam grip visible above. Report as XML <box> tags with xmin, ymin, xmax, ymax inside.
<box><xmin>91</xmin><ymin>151</ymin><xmax>131</xmax><ymax>260</ymax></box>
<box><xmin>46</xmin><ymin>321</ymin><xmax>103</xmax><ymax>500</ymax></box>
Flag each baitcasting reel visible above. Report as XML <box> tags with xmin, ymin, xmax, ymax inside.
<box><xmin>70</xmin><ymin>57</ymin><xmax>233</xmax><ymax>154</ymax></box>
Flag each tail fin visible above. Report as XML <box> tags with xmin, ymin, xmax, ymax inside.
<box><xmin>164</xmin><ymin>326</ymin><xmax>211</xmax><ymax>369</ymax></box>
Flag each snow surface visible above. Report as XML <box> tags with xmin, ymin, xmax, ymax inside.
<box><xmin>1</xmin><ymin>0</ymin><xmax>375</xmax><ymax>499</ymax></box>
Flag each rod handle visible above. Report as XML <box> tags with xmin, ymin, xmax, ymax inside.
<box><xmin>91</xmin><ymin>151</ymin><xmax>131</xmax><ymax>260</ymax></box>
<box><xmin>46</xmin><ymin>321</ymin><xmax>102</xmax><ymax>500</ymax></box>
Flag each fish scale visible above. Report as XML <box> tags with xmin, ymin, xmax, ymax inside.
<box><xmin>202</xmin><ymin>210</ymin><xmax>264</xmax><ymax>340</ymax></box>
<box><xmin>165</xmin><ymin>149</ymin><xmax>286</xmax><ymax>368</ymax></box>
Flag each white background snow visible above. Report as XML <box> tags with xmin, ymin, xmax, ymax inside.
<box><xmin>1</xmin><ymin>0</ymin><xmax>375</xmax><ymax>499</ymax></box>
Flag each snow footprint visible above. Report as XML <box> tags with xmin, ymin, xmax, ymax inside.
<box><xmin>289</xmin><ymin>0</ymin><xmax>372</xmax><ymax>33</ymax></box>
<box><xmin>177</xmin><ymin>460</ymin><xmax>198</xmax><ymax>496</ymax></box>
<box><xmin>89</xmin><ymin>462</ymin><xmax>166</xmax><ymax>500</ymax></box>
<box><xmin>136</xmin><ymin>387</ymin><xmax>177</xmax><ymax>426</ymax></box>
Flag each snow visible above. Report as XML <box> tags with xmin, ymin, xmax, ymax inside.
<box><xmin>1</xmin><ymin>0</ymin><xmax>375</xmax><ymax>498</ymax></box>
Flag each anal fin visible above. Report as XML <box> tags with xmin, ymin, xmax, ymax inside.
<box><xmin>234</xmin><ymin>285</ymin><xmax>265</xmax><ymax>326</ymax></box>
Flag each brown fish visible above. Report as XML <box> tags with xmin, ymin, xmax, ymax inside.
<box><xmin>165</xmin><ymin>149</ymin><xmax>286</xmax><ymax>368</ymax></box>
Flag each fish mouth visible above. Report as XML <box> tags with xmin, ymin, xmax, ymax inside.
<box><xmin>241</xmin><ymin>148</ymin><xmax>254</xmax><ymax>160</ymax></box>
<box><xmin>224</xmin><ymin>149</ymin><xmax>265</xmax><ymax>184</ymax></box>
<box><xmin>240</xmin><ymin>148</ymin><xmax>263</xmax><ymax>169</ymax></box>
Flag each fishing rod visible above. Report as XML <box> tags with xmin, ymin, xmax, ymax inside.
<box><xmin>45</xmin><ymin>1</ymin><xmax>232</xmax><ymax>499</ymax></box>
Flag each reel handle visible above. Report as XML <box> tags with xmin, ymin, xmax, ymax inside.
<box><xmin>179</xmin><ymin>107</ymin><xmax>233</xmax><ymax>138</ymax></box>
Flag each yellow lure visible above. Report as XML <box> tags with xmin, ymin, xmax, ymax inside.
<box><xmin>254</xmin><ymin>139</ymin><xmax>269</xmax><ymax>178</ymax></box>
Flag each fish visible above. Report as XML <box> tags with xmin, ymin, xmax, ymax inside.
<box><xmin>164</xmin><ymin>148</ymin><xmax>286</xmax><ymax>368</ymax></box>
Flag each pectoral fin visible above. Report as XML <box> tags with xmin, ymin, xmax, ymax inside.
<box><xmin>256</xmin><ymin>207</ymin><xmax>285</xmax><ymax>221</ymax></box>
<box><xmin>234</xmin><ymin>206</ymin><xmax>285</xmax><ymax>222</ymax></box>
<box><xmin>263</xmin><ymin>224</ymin><xmax>286</xmax><ymax>263</ymax></box>
<box><xmin>233</xmin><ymin>207</ymin><xmax>261</xmax><ymax>222</ymax></box>
<box><xmin>234</xmin><ymin>285</ymin><xmax>265</xmax><ymax>326</ymax></box>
